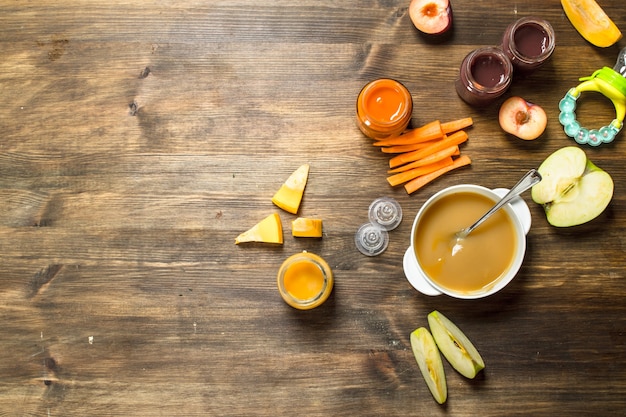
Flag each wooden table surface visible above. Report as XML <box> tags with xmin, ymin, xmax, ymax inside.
<box><xmin>1</xmin><ymin>1</ymin><xmax>625</xmax><ymax>415</ymax></box>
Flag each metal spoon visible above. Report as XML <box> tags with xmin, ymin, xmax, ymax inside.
<box><xmin>455</xmin><ymin>169</ymin><xmax>542</xmax><ymax>240</ymax></box>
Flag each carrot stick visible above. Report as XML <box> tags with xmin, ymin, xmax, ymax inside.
<box><xmin>379</xmin><ymin>139</ymin><xmax>440</xmax><ymax>154</ymax></box>
<box><xmin>372</xmin><ymin>120</ymin><xmax>443</xmax><ymax>147</ymax></box>
<box><xmin>389</xmin><ymin>130</ymin><xmax>468</xmax><ymax>168</ymax></box>
<box><xmin>441</xmin><ymin>117</ymin><xmax>473</xmax><ymax>134</ymax></box>
<box><xmin>387</xmin><ymin>157</ymin><xmax>453</xmax><ymax>187</ymax></box>
<box><xmin>387</xmin><ymin>145</ymin><xmax>459</xmax><ymax>174</ymax></box>
<box><xmin>404</xmin><ymin>155</ymin><xmax>472</xmax><ymax>195</ymax></box>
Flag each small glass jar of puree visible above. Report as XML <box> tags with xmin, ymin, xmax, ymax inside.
<box><xmin>501</xmin><ymin>17</ymin><xmax>555</xmax><ymax>75</ymax></box>
<box><xmin>356</xmin><ymin>78</ymin><xmax>413</xmax><ymax>139</ymax></box>
<box><xmin>455</xmin><ymin>47</ymin><xmax>513</xmax><ymax>107</ymax></box>
<box><xmin>277</xmin><ymin>252</ymin><xmax>333</xmax><ymax>310</ymax></box>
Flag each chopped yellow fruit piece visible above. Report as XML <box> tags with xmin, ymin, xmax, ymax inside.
<box><xmin>291</xmin><ymin>217</ymin><xmax>323</xmax><ymax>238</ymax></box>
<box><xmin>561</xmin><ymin>0</ymin><xmax>622</xmax><ymax>47</ymax></box>
<box><xmin>235</xmin><ymin>213</ymin><xmax>283</xmax><ymax>244</ymax></box>
<box><xmin>271</xmin><ymin>164</ymin><xmax>309</xmax><ymax>214</ymax></box>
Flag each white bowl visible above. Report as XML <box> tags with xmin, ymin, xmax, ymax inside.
<box><xmin>403</xmin><ymin>185</ymin><xmax>531</xmax><ymax>299</ymax></box>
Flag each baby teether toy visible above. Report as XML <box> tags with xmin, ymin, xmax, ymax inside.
<box><xmin>559</xmin><ymin>47</ymin><xmax>626</xmax><ymax>146</ymax></box>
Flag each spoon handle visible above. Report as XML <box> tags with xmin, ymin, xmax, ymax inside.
<box><xmin>461</xmin><ymin>169</ymin><xmax>542</xmax><ymax>237</ymax></box>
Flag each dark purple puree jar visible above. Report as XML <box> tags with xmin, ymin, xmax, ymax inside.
<box><xmin>455</xmin><ymin>46</ymin><xmax>513</xmax><ymax>107</ymax></box>
<box><xmin>501</xmin><ymin>16</ymin><xmax>555</xmax><ymax>74</ymax></box>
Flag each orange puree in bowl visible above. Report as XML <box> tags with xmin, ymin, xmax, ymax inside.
<box><xmin>277</xmin><ymin>252</ymin><xmax>333</xmax><ymax>310</ymax></box>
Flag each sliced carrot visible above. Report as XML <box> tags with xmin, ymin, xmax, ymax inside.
<box><xmin>404</xmin><ymin>155</ymin><xmax>472</xmax><ymax>195</ymax></box>
<box><xmin>387</xmin><ymin>145</ymin><xmax>459</xmax><ymax>174</ymax></box>
<box><xmin>387</xmin><ymin>157</ymin><xmax>453</xmax><ymax>187</ymax></box>
<box><xmin>389</xmin><ymin>130</ymin><xmax>468</xmax><ymax>169</ymax></box>
<box><xmin>372</xmin><ymin>120</ymin><xmax>443</xmax><ymax>147</ymax></box>
<box><xmin>441</xmin><ymin>117</ymin><xmax>473</xmax><ymax>134</ymax></box>
<box><xmin>379</xmin><ymin>139</ymin><xmax>439</xmax><ymax>154</ymax></box>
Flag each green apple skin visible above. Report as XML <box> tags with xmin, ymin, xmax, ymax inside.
<box><xmin>410</xmin><ymin>327</ymin><xmax>447</xmax><ymax>404</ymax></box>
<box><xmin>531</xmin><ymin>146</ymin><xmax>613</xmax><ymax>227</ymax></box>
<box><xmin>427</xmin><ymin>311</ymin><xmax>485</xmax><ymax>379</ymax></box>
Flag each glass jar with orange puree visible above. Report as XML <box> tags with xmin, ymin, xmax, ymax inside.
<box><xmin>356</xmin><ymin>78</ymin><xmax>413</xmax><ymax>140</ymax></box>
<box><xmin>277</xmin><ymin>252</ymin><xmax>333</xmax><ymax>310</ymax></box>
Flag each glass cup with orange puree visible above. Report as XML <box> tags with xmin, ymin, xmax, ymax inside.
<box><xmin>402</xmin><ymin>185</ymin><xmax>532</xmax><ymax>299</ymax></box>
<box><xmin>277</xmin><ymin>252</ymin><xmax>333</xmax><ymax>310</ymax></box>
<box><xmin>356</xmin><ymin>78</ymin><xmax>413</xmax><ymax>140</ymax></box>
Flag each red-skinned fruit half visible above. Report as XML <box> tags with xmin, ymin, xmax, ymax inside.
<box><xmin>409</xmin><ymin>0</ymin><xmax>453</xmax><ymax>35</ymax></box>
<box><xmin>498</xmin><ymin>96</ymin><xmax>547</xmax><ymax>140</ymax></box>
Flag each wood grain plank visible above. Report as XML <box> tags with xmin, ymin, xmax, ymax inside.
<box><xmin>1</xmin><ymin>0</ymin><xmax>626</xmax><ymax>415</ymax></box>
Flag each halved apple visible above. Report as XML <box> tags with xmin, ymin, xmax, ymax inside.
<box><xmin>561</xmin><ymin>0</ymin><xmax>622</xmax><ymax>48</ymax></box>
<box><xmin>410</xmin><ymin>327</ymin><xmax>447</xmax><ymax>404</ymax></box>
<box><xmin>532</xmin><ymin>146</ymin><xmax>613</xmax><ymax>227</ymax></box>
<box><xmin>428</xmin><ymin>311</ymin><xmax>485</xmax><ymax>379</ymax></box>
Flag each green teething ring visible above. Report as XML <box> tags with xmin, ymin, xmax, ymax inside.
<box><xmin>559</xmin><ymin>67</ymin><xmax>626</xmax><ymax>146</ymax></box>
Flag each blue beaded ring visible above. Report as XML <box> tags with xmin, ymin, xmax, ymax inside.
<box><xmin>559</xmin><ymin>67</ymin><xmax>626</xmax><ymax>146</ymax></box>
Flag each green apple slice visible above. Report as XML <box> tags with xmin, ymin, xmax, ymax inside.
<box><xmin>410</xmin><ymin>327</ymin><xmax>447</xmax><ymax>404</ymax></box>
<box><xmin>428</xmin><ymin>311</ymin><xmax>485</xmax><ymax>379</ymax></box>
<box><xmin>531</xmin><ymin>146</ymin><xmax>613</xmax><ymax>227</ymax></box>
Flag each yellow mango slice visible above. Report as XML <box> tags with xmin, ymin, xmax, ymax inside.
<box><xmin>235</xmin><ymin>213</ymin><xmax>283</xmax><ymax>244</ymax></box>
<box><xmin>271</xmin><ymin>164</ymin><xmax>309</xmax><ymax>214</ymax></box>
<box><xmin>561</xmin><ymin>0</ymin><xmax>622</xmax><ymax>47</ymax></box>
<box><xmin>291</xmin><ymin>217</ymin><xmax>323</xmax><ymax>238</ymax></box>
